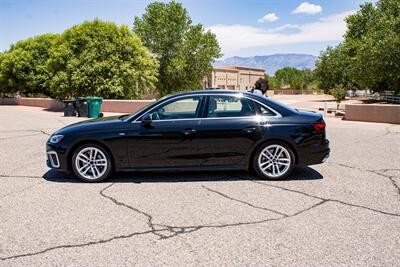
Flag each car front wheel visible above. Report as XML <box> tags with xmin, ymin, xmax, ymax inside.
<box><xmin>72</xmin><ymin>144</ymin><xmax>112</xmax><ymax>182</ymax></box>
<box><xmin>253</xmin><ymin>141</ymin><xmax>295</xmax><ymax>180</ymax></box>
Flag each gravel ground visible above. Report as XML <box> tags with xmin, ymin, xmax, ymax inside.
<box><xmin>0</xmin><ymin>97</ymin><xmax>399</xmax><ymax>266</ymax></box>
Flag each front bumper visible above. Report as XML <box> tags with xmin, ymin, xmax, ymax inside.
<box><xmin>47</xmin><ymin>151</ymin><xmax>60</xmax><ymax>168</ymax></box>
<box><xmin>297</xmin><ymin>139</ymin><xmax>330</xmax><ymax>166</ymax></box>
<box><xmin>46</xmin><ymin>143</ymin><xmax>69</xmax><ymax>171</ymax></box>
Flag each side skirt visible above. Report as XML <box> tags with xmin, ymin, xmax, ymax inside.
<box><xmin>116</xmin><ymin>164</ymin><xmax>247</xmax><ymax>173</ymax></box>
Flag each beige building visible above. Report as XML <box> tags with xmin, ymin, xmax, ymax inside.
<box><xmin>203</xmin><ymin>66</ymin><xmax>265</xmax><ymax>90</ymax></box>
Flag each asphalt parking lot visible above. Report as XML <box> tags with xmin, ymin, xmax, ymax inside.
<box><xmin>1</xmin><ymin>96</ymin><xmax>399</xmax><ymax>266</ymax></box>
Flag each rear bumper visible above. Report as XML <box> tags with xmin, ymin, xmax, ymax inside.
<box><xmin>297</xmin><ymin>139</ymin><xmax>330</xmax><ymax>166</ymax></box>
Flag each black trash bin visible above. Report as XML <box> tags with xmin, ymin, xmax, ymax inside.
<box><xmin>76</xmin><ymin>98</ymin><xmax>89</xmax><ymax>117</ymax></box>
<box><xmin>63</xmin><ymin>100</ymin><xmax>76</xmax><ymax>117</ymax></box>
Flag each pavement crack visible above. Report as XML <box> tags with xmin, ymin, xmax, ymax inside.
<box><xmin>100</xmin><ymin>182</ymin><xmax>329</xmax><ymax>240</ymax></box>
<box><xmin>238</xmin><ymin>175</ymin><xmax>400</xmax><ymax>218</ymax></box>
<box><xmin>0</xmin><ymin>128</ymin><xmax>51</xmax><ymax>140</ymax></box>
<box><xmin>0</xmin><ymin>174</ymin><xmax>42</xmax><ymax>179</ymax></box>
<box><xmin>0</xmin><ymin>133</ymin><xmax>43</xmax><ymax>140</ymax></box>
<box><xmin>329</xmin><ymin>162</ymin><xmax>400</xmax><ymax>198</ymax></box>
<box><xmin>0</xmin><ymin>182</ymin><xmax>331</xmax><ymax>260</ymax></box>
<box><xmin>202</xmin><ymin>185</ymin><xmax>289</xmax><ymax>217</ymax></box>
<box><xmin>32</xmin><ymin>130</ymin><xmax>51</xmax><ymax>136</ymax></box>
<box><xmin>384</xmin><ymin>125</ymin><xmax>400</xmax><ymax>136</ymax></box>
<box><xmin>0</xmin><ymin>128</ymin><xmax>57</xmax><ymax>133</ymax></box>
<box><xmin>0</xmin><ymin>180</ymin><xmax>44</xmax><ymax>199</ymax></box>
<box><xmin>350</xmin><ymin>125</ymin><xmax>399</xmax><ymax>144</ymax></box>
<box><xmin>154</xmin><ymin>199</ymin><xmax>327</xmax><ymax>240</ymax></box>
<box><xmin>369</xmin><ymin>169</ymin><xmax>400</xmax><ymax>196</ymax></box>
<box><xmin>249</xmin><ymin>179</ymin><xmax>323</xmax><ymax>200</ymax></box>
<box><xmin>0</xmin><ymin>229</ymin><xmax>156</xmax><ymax>261</ymax></box>
<box><xmin>99</xmin><ymin>183</ymin><xmax>168</xmax><ymax>239</ymax></box>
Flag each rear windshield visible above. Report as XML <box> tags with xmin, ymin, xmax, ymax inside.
<box><xmin>249</xmin><ymin>94</ymin><xmax>298</xmax><ymax>114</ymax></box>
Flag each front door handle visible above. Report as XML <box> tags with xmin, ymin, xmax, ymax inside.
<box><xmin>183</xmin><ymin>129</ymin><xmax>197</xmax><ymax>136</ymax></box>
<box><xmin>243</xmin><ymin>127</ymin><xmax>257</xmax><ymax>134</ymax></box>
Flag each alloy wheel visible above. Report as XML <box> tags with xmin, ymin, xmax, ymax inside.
<box><xmin>258</xmin><ymin>144</ymin><xmax>291</xmax><ymax>178</ymax></box>
<box><xmin>75</xmin><ymin>147</ymin><xmax>108</xmax><ymax>180</ymax></box>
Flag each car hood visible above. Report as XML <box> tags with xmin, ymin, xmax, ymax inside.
<box><xmin>53</xmin><ymin>115</ymin><xmax>127</xmax><ymax>135</ymax></box>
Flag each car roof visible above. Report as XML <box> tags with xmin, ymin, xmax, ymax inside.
<box><xmin>170</xmin><ymin>89</ymin><xmax>251</xmax><ymax>97</ymax></box>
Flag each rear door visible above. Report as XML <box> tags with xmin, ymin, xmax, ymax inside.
<box><xmin>197</xmin><ymin>94</ymin><xmax>264</xmax><ymax>167</ymax></box>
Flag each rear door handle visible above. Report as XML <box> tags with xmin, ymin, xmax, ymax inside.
<box><xmin>183</xmin><ymin>129</ymin><xmax>197</xmax><ymax>136</ymax></box>
<box><xmin>243</xmin><ymin>127</ymin><xmax>257</xmax><ymax>134</ymax></box>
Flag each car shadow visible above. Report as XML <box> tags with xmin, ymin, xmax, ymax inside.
<box><xmin>42</xmin><ymin>166</ymin><xmax>323</xmax><ymax>184</ymax></box>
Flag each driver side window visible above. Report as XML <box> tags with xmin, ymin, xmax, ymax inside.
<box><xmin>147</xmin><ymin>96</ymin><xmax>203</xmax><ymax>121</ymax></box>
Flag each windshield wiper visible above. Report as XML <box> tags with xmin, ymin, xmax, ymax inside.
<box><xmin>118</xmin><ymin>114</ymin><xmax>130</xmax><ymax>120</ymax></box>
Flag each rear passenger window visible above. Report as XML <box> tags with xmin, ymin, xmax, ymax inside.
<box><xmin>207</xmin><ymin>95</ymin><xmax>256</xmax><ymax>118</ymax></box>
<box><xmin>254</xmin><ymin>103</ymin><xmax>276</xmax><ymax>116</ymax></box>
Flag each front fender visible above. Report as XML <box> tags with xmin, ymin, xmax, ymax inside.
<box><xmin>64</xmin><ymin>130</ymin><xmax>130</xmax><ymax>171</ymax></box>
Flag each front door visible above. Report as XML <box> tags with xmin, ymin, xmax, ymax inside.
<box><xmin>127</xmin><ymin>95</ymin><xmax>204</xmax><ymax>169</ymax></box>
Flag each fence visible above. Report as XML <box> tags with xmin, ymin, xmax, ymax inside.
<box><xmin>273</xmin><ymin>89</ymin><xmax>321</xmax><ymax>95</ymax></box>
<box><xmin>375</xmin><ymin>91</ymin><xmax>400</xmax><ymax>104</ymax></box>
<box><xmin>347</xmin><ymin>90</ymin><xmax>400</xmax><ymax>104</ymax></box>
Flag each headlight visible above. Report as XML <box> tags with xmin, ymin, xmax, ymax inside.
<box><xmin>49</xmin><ymin>135</ymin><xmax>64</xmax><ymax>144</ymax></box>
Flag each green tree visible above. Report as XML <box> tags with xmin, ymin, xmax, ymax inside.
<box><xmin>267</xmin><ymin>75</ymin><xmax>281</xmax><ymax>90</ymax></box>
<box><xmin>275</xmin><ymin>67</ymin><xmax>304</xmax><ymax>89</ymax></box>
<box><xmin>133</xmin><ymin>1</ymin><xmax>221</xmax><ymax>96</ymax></box>
<box><xmin>48</xmin><ymin>19</ymin><xmax>158</xmax><ymax>100</ymax></box>
<box><xmin>329</xmin><ymin>84</ymin><xmax>347</xmax><ymax>109</ymax></box>
<box><xmin>301</xmin><ymin>68</ymin><xmax>315</xmax><ymax>88</ymax></box>
<box><xmin>314</xmin><ymin>45</ymin><xmax>353</xmax><ymax>92</ymax></box>
<box><xmin>344</xmin><ymin>0</ymin><xmax>400</xmax><ymax>93</ymax></box>
<box><xmin>315</xmin><ymin>0</ymin><xmax>400</xmax><ymax>94</ymax></box>
<box><xmin>0</xmin><ymin>34</ymin><xmax>58</xmax><ymax>97</ymax></box>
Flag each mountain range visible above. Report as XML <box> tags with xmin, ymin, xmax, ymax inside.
<box><xmin>213</xmin><ymin>54</ymin><xmax>318</xmax><ymax>75</ymax></box>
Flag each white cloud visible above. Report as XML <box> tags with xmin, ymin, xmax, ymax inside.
<box><xmin>292</xmin><ymin>2</ymin><xmax>322</xmax><ymax>15</ymax></box>
<box><xmin>258</xmin><ymin>13</ymin><xmax>279</xmax><ymax>23</ymax></box>
<box><xmin>207</xmin><ymin>11</ymin><xmax>354</xmax><ymax>57</ymax></box>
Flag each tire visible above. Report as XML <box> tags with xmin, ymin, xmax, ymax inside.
<box><xmin>252</xmin><ymin>141</ymin><xmax>295</xmax><ymax>180</ymax></box>
<box><xmin>72</xmin><ymin>143</ymin><xmax>113</xmax><ymax>182</ymax></box>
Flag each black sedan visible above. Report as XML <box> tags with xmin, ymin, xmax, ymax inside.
<box><xmin>46</xmin><ymin>90</ymin><xmax>330</xmax><ymax>182</ymax></box>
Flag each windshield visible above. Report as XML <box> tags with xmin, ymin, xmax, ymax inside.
<box><xmin>122</xmin><ymin>96</ymin><xmax>168</xmax><ymax>121</ymax></box>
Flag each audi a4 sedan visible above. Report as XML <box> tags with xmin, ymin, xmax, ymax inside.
<box><xmin>46</xmin><ymin>90</ymin><xmax>330</xmax><ymax>182</ymax></box>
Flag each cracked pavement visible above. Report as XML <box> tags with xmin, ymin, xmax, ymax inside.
<box><xmin>0</xmin><ymin>102</ymin><xmax>399</xmax><ymax>266</ymax></box>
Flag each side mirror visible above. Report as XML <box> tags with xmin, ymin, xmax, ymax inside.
<box><xmin>141</xmin><ymin>114</ymin><xmax>152</xmax><ymax>126</ymax></box>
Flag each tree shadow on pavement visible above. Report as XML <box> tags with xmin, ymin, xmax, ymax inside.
<box><xmin>42</xmin><ymin>166</ymin><xmax>323</xmax><ymax>184</ymax></box>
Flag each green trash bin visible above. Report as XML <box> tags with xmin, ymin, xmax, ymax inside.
<box><xmin>86</xmin><ymin>97</ymin><xmax>103</xmax><ymax>118</ymax></box>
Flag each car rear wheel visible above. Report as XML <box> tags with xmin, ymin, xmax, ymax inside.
<box><xmin>253</xmin><ymin>141</ymin><xmax>295</xmax><ymax>180</ymax></box>
<box><xmin>72</xmin><ymin>144</ymin><xmax>112</xmax><ymax>182</ymax></box>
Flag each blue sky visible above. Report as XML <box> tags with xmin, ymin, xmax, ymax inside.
<box><xmin>1</xmin><ymin>0</ymin><xmax>372</xmax><ymax>57</ymax></box>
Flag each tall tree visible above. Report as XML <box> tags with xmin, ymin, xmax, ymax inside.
<box><xmin>267</xmin><ymin>75</ymin><xmax>281</xmax><ymax>90</ymax></box>
<box><xmin>314</xmin><ymin>45</ymin><xmax>353</xmax><ymax>92</ymax></box>
<box><xmin>0</xmin><ymin>34</ymin><xmax>58</xmax><ymax>97</ymax></box>
<box><xmin>48</xmin><ymin>19</ymin><xmax>158</xmax><ymax>100</ymax></box>
<box><xmin>315</xmin><ymin>0</ymin><xmax>400</xmax><ymax>94</ymax></box>
<box><xmin>133</xmin><ymin>1</ymin><xmax>222</xmax><ymax>96</ymax></box>
<box><xmin>275</xmin><ymin>67</ymin><xmax>304</xmax><ymax>89</ymax></box>
<box><xmin>344</xmin><ymin>0</ymin><xmax>400</xmax><ymax>93</ymax></box>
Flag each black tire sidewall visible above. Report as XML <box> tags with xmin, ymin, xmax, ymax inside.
<box><xmin>72</xmin><ymin>143</ymin><xmax>113</xmax><ymax>182</ymax></box>
<box><xmin>253</xmin><ymin>141</ymin><xmax>295</xmax><ymax>180</ymax></box>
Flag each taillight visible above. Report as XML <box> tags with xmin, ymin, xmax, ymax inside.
<box><xmin>313</xmin><ymin>122</ymin><xmax>326</xmax><ymax>133</ymax></box>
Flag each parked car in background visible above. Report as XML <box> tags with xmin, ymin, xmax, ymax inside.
<box><xmin>46</xmin><ymin>90</ymin><xmax>330</xmax><ymax>182</ymax></box>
